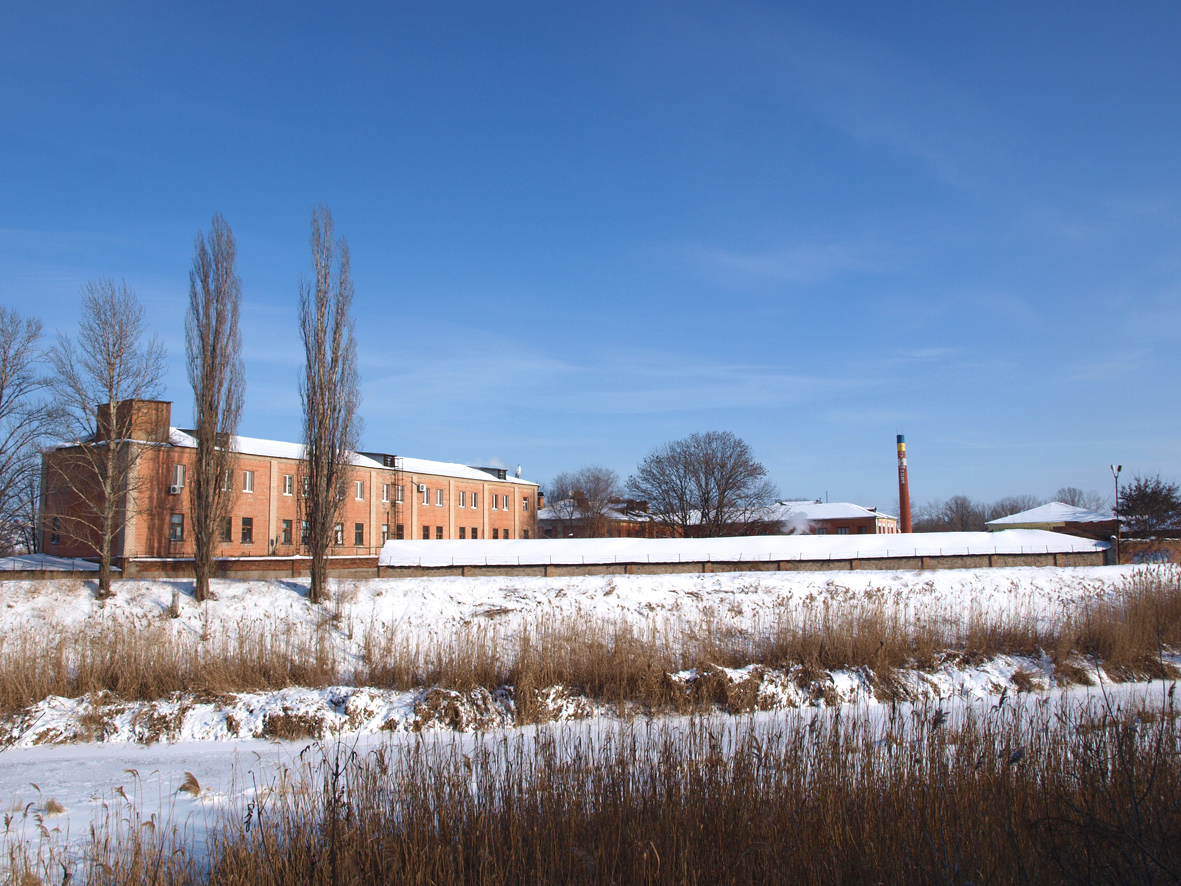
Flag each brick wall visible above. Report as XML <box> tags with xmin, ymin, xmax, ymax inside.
<box><xmin>41</xmin><ymin>417</ymin><xmax>539</xmax><ymax>559</ymax></box>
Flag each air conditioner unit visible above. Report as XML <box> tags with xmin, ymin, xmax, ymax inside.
<box><xmin>168</xmin><ymin>485</ymin><xmax>182</xmax><ymax>495</ymax></box>
<box><xmin>417</xmin><ymin>484</ymin><xmax>426</xmax><ymax>493</ymax></box>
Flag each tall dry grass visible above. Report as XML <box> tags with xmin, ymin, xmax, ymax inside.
<box><xmin>0</xmin><ymin>568</ymin><xmax>1178</xmax><ymax>718</ymax></box>
<box><xmin>10</xmin><ymin>691</ymin><xmax>1179</xmax><ymax>885</ymax></box>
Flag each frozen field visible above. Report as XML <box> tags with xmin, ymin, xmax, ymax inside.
<box><xmin>0</xmin><ymin>564</ymin><xmax>1175</xmax><ymax>874</ymax></box>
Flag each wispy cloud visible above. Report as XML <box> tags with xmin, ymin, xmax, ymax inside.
<box><xmin>362</xmin><ymin>335</ymin><xmax>883</xmax><ymax>418</ymax></box>
<box><xmin>685</xmin><ymin>236</ymin><xmax>894</xmax><ymax>285</ymax></box>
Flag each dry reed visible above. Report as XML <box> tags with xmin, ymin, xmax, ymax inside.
<box><xmin>10</xmin><ymin>689</ymin><xmax>1177</xmax><ymax>885</ymax></box>
<box><xmin>0</xmin><ymin>569</ymin><xmax>1178</xmax><ymax>720</ymax></box>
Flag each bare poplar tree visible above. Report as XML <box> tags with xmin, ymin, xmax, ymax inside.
<box><xmin>45</xmin><ymin>280</ymin><xmax>166</xmax><ymax>596</ymax></box>
<box><xmin>0</xmin><ymin>308</ymin><xmax>49</xmax><ymax>554</ymax></box>
<box><xmin>628</xmin><ymin>432</ymin><xmax>778</xmax><ymax>537</ymax></box>
<box><xmin>186</xmin><ymin>214</ymin><xmax>245</xmax><ymax>603</ymax></box>
<box><xmin>299</xmin><ymin>205</ymin><xmax>362</xmax><ymax>604</ymax></box>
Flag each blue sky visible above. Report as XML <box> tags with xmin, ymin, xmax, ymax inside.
<box><xmin>3</xmin><ymin>2</ymin><xmax>1179</xmax><ymax>511</ymax></box>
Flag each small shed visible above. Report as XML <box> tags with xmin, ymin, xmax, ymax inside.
<box><xmin>985</xmin><ymin>502</ymin><xmax>1116</xmax><ymax>541</ymax></box>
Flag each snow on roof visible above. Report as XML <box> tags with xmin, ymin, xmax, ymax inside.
<box><xmin>537</xmin><ymin>501</ymin><xmax>653</xmax><ymax>523</ymax></box>
<box><xmin>986</xmin><ymin>502</ymin><xmax>1113</xmax><ymax>527</ymax></box>
<box><xmin>771</xmin><ymin>501</ymin><xmax>896</xmax><ymax>522</ymax></box>
<box><xmin>379</xmin><ymin>529</ymin><xmax>1106</xmax><ymax>568</ymax></box>
<box><xmin>168</xmin><ymin>429</ymin><xmax>536</xmax><ymax>485</ymax></box>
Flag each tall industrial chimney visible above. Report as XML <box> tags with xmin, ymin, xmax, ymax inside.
<box><xmin>897</xmin><ymin>434</ymin><xmax>913</xmax><ymax>533</ymax></box>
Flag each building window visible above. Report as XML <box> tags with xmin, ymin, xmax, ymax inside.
<box><xmin>50</xmin><ymin>517</ymin><xmax>61</xmax><ymax>546</ymax></box>
<box><xmin>382</xmin><ymin>484</ymin><xmax>389</xmax><ymax>503</ymax></box>
<box><xmin>436</xmin><ymin>526</ymin><xmax>443</xmax><ymax>539</ymax></box>
<box><xmin>283</xmin><ymin>474</ymin><xmax>294</xmax><ymax>496</ymax></box>
<box><xmin>458</xmin><ymin>491</ymin><xmax>466</xmax><ymax>508</ymax></box>
<box><xmin>816</xmin><ymin>527</ymin><xmax>827</xmax><ymax>535</ymax></box>
<box><xmin>243</xmin><ymin>470</ymin><xmax>254</xmax><ymax>493</ymax></box>
<box><xmin>471</xmin><ymin>527</ymin><xmax>478</xmax><ymax>539</ymax></box>
<box><xmin>492</xmin><ymin>528</ymin><xmax>498</xmax><ymax>539</ymax></box>
<box><xmin>422</xmin><ymin>486</ymin><xmax>429</xmax><ymax>505</ymax></box>
<box><xmin>282</xmin><ymin>520</ymin><xmax>293</xmax><ymax>545</ymax></box>
<box><xmin>356</xmin><ymin>480</ymin><xmax>364</xmax><ymax>501</ymax></box>
<box><xmin>381</xmin><ymin>524</ymin><xmax>389</xmax><ymax>543</ymax></box>
<box><xmin>503</xmin><ymin>494</ymin><xmax>510</xmax><ymax>510</ymax></box>
<box><xmin>241</xmin><ymin>517</ymin><xmax>253</xmax><ymax>544</ymax></box>
<box><xmin>354</xmin><ymin>523</ymin><xmax>364</xmax><ymax>545</ymax></box>
<box><xmin>223</xmin><ymin>470</ymin><xmax>232</xmax><ymax>492</ymax></box>
<box><xmin>544</xmin><ymin>528</ymin><xmax>553</xmax><ymax>538</ymax></box>
<box><xmin>301</xmin><ymin>521</ymin><xmax>309</xmax><ymax>545</ymax></box>
<box><xmin>523</xmin><ymin>529</ymin><xmax>529</xmax><ymax>539</ymax></box>
<box><xmin>396</xmin><ymin>484</ymin><xmax>404</xmax><ymax>503</ymax></box>
<box><xmin>221</xmin><ymin>517</ymin><xmax>232</xmax><ymax>542</ymax></box>
<box><xmin>471</xmin><ymin>492</ymin><xmax>478</xmax><ymax>509</ymax></box>
<box><xmin>523</xmin><ymin>496</ymin><xmax>529</xmax><ymax>512</ymax></box>
<box><xmin>169</xmin><ymin>513</ymin><xmax>184</xmax><ymax>542</ymax></box>
<box><xmin>396</xmin><ymin>523</ymin><xmax>404</xmax><ymax>540</ymax></box>
<box><xmin>837</xmin><ymin>527</ymin><xmax>850</xmax><ymax>535</ymax></box>
<box><xmin>172</xmin><ymin>464</ymin><xmax>185</xmax><ymax>488</ymax></box>
<box><xmin>302</xmin><ymin>476</ymin><xmax>310</xmax><ymax>497</ymax></box>
<box><xmin>502</xmin><ymin>530</ymin><xmax>510</xmax><ymax>540</ymax></box>
<box><xmin>858</xmin><ymin>526</ymin><xmax>867</xmax><ymax>534</ymax></box>
<box><xmin>458</xmin><ymin>527</ymin><xmax>466</xmax><ymax>539</ymax></box>
<box><xmin>334</xmin><ymin>523</ymin><xmax>343</xmax><ymax>545</ymax></box>
<box><xmin>436</xmin><ymin>489</ymin><xmax>443</xmax><ymax>506</ymax></box>
<box><xmin>422</xmin><ymin>525</ymin><xmax>430</xmax><ymax>540</ymax></box>
<box><xmin>492</xmin><ymin>496</ymin><xmax>498</xmax><ymax>511</ymax></box>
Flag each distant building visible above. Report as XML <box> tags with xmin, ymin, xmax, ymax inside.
<box><xmin>985</xmin><ymin>502</ymin><xmax>1116</xmax><ymax>541</ymax></box>
<box><xmin>769</xmin><ymin>501</ymin><xmax>899</xmax><ymax>536</ymax></box>
<box><xmin>537</xmin><ymin>497</ymin><xmax>669</xmax><ymax>539</ymax></box>
<box><xmin>40</xmin><ymin>399</ymin><xmax>539</xmax><ymax>562</ymax></box>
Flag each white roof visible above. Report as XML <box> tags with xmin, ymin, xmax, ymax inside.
<box><xmin>379</xmin><ymin>529</ymin><xmax>1107</xmax><ymax>567</ymax></box>
<box><xmin>168</xmin><ymin>429</ymin><xmax>536</xmax><ymax>486</ymax></box>
<box><xmin>771</xmin><ymin>501</ymin><xmax>896</xmax><ymax>522</ymax></box>
<box><xmin>986</xmin><ymin>502</ymin><xmax>1112</xmax><ymax>527</ymax></box>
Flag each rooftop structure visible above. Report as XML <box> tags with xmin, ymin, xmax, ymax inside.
<box><xmin>985</xmin><ymin>501</ymin><xmax>1116</xmax><ymax>541</ymax></box>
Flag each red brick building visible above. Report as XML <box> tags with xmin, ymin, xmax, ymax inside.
<box><xmin>40</xmin><ymin>400</ymin><xmax>539</xmax><ymax>562</ymax></box>
<box><xmin>771</xmin><ymin>501</ymin><xmax>899</xmax><ymax>536</ymax></box>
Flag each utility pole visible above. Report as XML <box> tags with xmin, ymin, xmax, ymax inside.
<box><xmin>1111</xmin><ymin>464</ymin><xmax>1122</xmax><ymax>565</ymax></box>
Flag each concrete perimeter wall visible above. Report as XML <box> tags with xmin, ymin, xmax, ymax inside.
<box><xmin>7</xmin><ymin>549</ymin><xmax>1103</xmax><ymax>583</ymax></box>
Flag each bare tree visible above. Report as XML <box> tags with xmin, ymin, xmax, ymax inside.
<box><xmin>543</xmin><ymin>471</ymin><xmax>581</xmax><ymax>538</ymax></box>
<box><xmin>0</xmin><ymin>308</ymin><xmax>49</xmax><ymax>554</ymax></box>
<box><xmin>186</xmin><ymin>214</ymin><xmax>245</xmax><ymax>603</ymax></box>
<box><xmin>914</xmin><ymin>495</ymin><xmax>987</xmax><ymax>532</ymax></box>
<box><xmin>628</xmin><ymin>431</ymin><xmax>778</xmax><ymax>537</ymax></box>
<box><xmin>45</xmin><ymin>281</ymin><xmax>166</xmax><ymax>596</ymax></box>
<box><xmin>986</xmin><ymin>494</ymin><xmax>1044</xmax><ymax>523</ymax></box>
<box><xmin>574</xmin><ymin>465</ymin><xmax>622</xmax><ymax>537</ymax></box>
<box><xmin>1054</xmin><ymin>486</ymin><xmax>1106</xmax><ymax>512</ymax></box>
<box><xmin>299</xmin><ymin>205</ymin><xmax>362</xmax><ymax>604</ymax></box>
<box><xmin>545</xmin><ymin>465</ymin><xmax>622</xmax><ymax>537</ymax></box>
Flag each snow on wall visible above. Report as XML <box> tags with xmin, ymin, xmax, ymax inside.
<box><xmin>379</xmin><ymin>529</ymin><xmax>1108</xmax><ymax>567</ymax></box>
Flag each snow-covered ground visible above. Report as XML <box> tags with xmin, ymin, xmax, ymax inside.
<box><xmin>2</xmin><ymin>682</ymin><xmax>1175</xmax><ymax>878</ymax></box>
<box><xmin>0</xmin><ymin>564</ymin><xmax>1175</xmax><ymax>875</ymax></box>
<box><xmin>0</xmin><ymin>563</ymin><xmax>1137</xmax><ymax>647</ymax></box>
<box><xmin>0</xmin><ymin>565</ymin><xmax>1155</xmax><ymax>746</ymax></box>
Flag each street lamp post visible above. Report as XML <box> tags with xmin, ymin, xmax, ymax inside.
<box><xmin>1111</xmin><ymin>464</ymin><xmax>1122</xmax><ymax>565</ymax></box>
